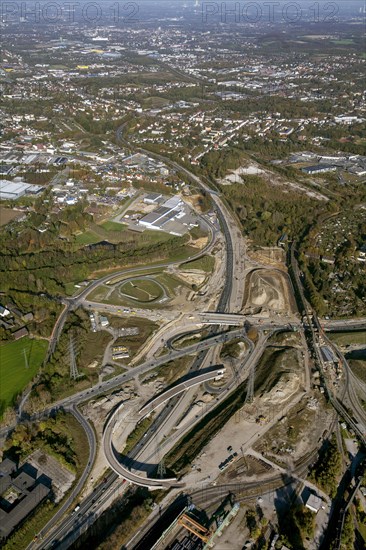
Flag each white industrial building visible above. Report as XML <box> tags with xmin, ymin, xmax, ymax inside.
<box><xmin>138</xmin><ymin>195</ymin><xmax>183</xmax><ymax>231</ymax></box>
<box><xmin>0</xmin><ymin>180</ymin><xmax>43</xmax><ymax>200</ymax></box>
<box><xmin>143</xmin><ymin>192</ymin><xmax>163</xmax><ymax>205</ymax></box>
<box><xmin>305</xmin><ymin>493</ymin><xmax>324</xmax><ymax>513</ymax></box>
<box><xmin>0</xmin><ymin>306</ymin><xmax>10</xmax><ymax>317</ymax></box>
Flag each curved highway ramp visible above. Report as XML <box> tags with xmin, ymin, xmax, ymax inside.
<box><xmin>103</xmin><ymin>402</ymin><xmax>185</xmax><ymax>489</ymax></box>
<box><xmin>139</xmin><ymin>367</ymin><xmax>225</xmax><ymax>418</ymax></box>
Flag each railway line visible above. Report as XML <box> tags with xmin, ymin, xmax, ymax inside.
<box><xmin>29</xmin><ymin>123</ymin><xmax>356</xmax><ymax>550</ymax></box>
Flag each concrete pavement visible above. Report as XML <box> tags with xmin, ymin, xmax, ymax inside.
<box><xmin>138</xmin><ymin>367</ymin><xmax>225</xmax><ymax>418</ymax></box>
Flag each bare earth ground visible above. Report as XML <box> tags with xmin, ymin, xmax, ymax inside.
<box><xmin>218</xmin><ymin>162</ymin><xmax>329</xmax><ymax>202</ymax></box>
<box><xmin>248</xmin><ymin>246</ymin><xmax>286</xmax><ymax>269</ymax></box>
<box><xmin>0</xmin><ymin>207</ymin><xmax>24</xmax><ymax>226</ymax></box>
<box><xmin>243</xmin><ymin>268</ymin><xmax>297</xmax><ymax>314</ymax></box>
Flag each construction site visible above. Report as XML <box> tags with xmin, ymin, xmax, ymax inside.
<box><xmin>243</xmin><ymin>268</ymin><xmax>297</xmax><ymax>315</ymax></box>
<box><xmin>149</xmin><ymin>497</ymin><xmax>240</xmax><ymax>550</ymax></box>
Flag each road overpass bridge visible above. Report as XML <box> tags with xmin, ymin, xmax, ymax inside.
<box><xmin>103</xmin><ymin>403</ymin><xmax>184</xmax><ymax>489</ymax></box>
<box><xmin>139</xmin><ymin>367</ymin><xmax>225</xmax><ymax>418</ymax></box>
<box><xmin>103</xmin><ymin>368</ymin><xmax>225</xmax><ymax>488</ymax></box>
<box><xmin>199</xmin><ymin>313</ymin><xmax>248</xmax><ymax>325</ymax></box>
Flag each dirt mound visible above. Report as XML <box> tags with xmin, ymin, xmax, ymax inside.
<box><xmin>244</xmin><ymin>268</ymin><xmax>297</xmax><ymax>314</ymax></box>
<box><xmin>254</xmin><ymin>347</ymin><xmax>301</xmax><ymax>405</ymax></box>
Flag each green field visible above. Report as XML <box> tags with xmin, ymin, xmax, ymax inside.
<box><xmin>331</xmin><ymin>39</ymin><xmax>355</xmax><ymax>45</ymax></box>
<box><xmin>88</xmin><ymin>270</ymin><xmax>185</xmax><ymax>308</ymax></box>
<box><xmin>74</xmin><ymin>230</ymin><xmax>101</xmax><ymax>245</ymax></box>
<box><xmin>0</xmin><ymin>338</ymin><xmax>48</xmax><ymax>414</ymax></box>
<box><xmin>100</xmin><ymin>220</ymin><xmax>128</xmax><ymax>232</ymax></box>
<box><xmin>155</xmin><ymin>273</ymin><xmax>187</xmax><ymax>295</ymax></box>
<box><xmin>119</xmin><ymin>278</ymin><xmax>163</xmax><ymax>303</ymax></box>
<box><xmin>349</xmin><ymin>359</ymin><xmax>366</xmax><ymax>384</ymax></box>
<box><xmin>328</xmin><ymin>331</ymin><xmax>366</xmax><ymax>346</ymax></box>
<box><xmin>181</xmin><ymin>255</ymin><xmax>215</xmax><ymax>273</ymax></box>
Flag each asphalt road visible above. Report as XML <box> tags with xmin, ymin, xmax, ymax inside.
<box><xmin>27</xmin><ymin>125</ymin><xmax>266</xmax><ymax>547</ymax></box>
<box><xmin>28</xmin><ymin>405</ymin><xmax>97</xmax><ymax>550</ymax></box>
<box><xmin>103</xmin><ymin>329</ymin><xmax>278</xmax><ymax>489</ymax></box>
<box><xmin>37</xmin><ymin>472</ymin><xmax>121</xmax><ymax>550</ymax></box>
<box><xmin>39</xmin><ymin>208</ymin><xmax>218</xmax><ymax>375</ymax></box>
<box><xmin>0</xmin><ymin>327</ymin><xmax>247</xmax><ymax>440</ymax></box>
<box><xmin>96</xmin><ymin>127</ymin><xmax>246</xmax><ymax>494</ymax></box>
<box><xmin>138</xmin><ymin>367</ymin><xmax>226</xmax><ymax>417</ymax></box>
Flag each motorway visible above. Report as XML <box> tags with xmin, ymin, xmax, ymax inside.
<box><xmin>40</xmin><ymin>205</ymin><xmax>219</xmax><ymax>370</ymax></box>
<box><xmin>103</xmin><ymin>398</ymin><xmax>184</xmax><ymax>489</ymax></box>
<box><xmin>25</xmin><ymin>127</ymin><xmax>363</xmax><ymax>549</ymax></box>
<box><xmin>116</xmin><ymin>122</ymin><xmax>246</xmax><ymax>316</ymax></box>
<box><xmin>95</xmin><ymin>126</ymin><xmax>251</xmax><ymax>494</ymax></box>
<box><xmin>37</xmin><ymin>471</ymin><xmax>122</xmax><ymax>550</ymax></box>
<box><xmin>28</xmin><ymin>405</ymin><xmax>97</xmax><ymax>550</ymax></box>
<box><xmin>30</xmin><ymin>124</ymin><xmax>289</xmax><ymax>548</ymax></box>
<box><xmin>138</xmin><ymin>368</ymin><xmax>226</xmax><ymax>418</ymax></box>
<box><xmin>0</xmin><ymin>327</ymin><xmax>247</xmax><ymax>440</ymax></box>
<box><xmin>101</xmin><ymin>329</ymin><xmax>276</xmax><ymax>489</ymax></box>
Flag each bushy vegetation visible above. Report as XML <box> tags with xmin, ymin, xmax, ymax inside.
<box><xmin>245</xmin><ymin>508</ymin><xmax>261</xmax><ymax>539</ymax></box>
<box><xmin>277</xmin><ymin>504</ymin><xmax>315</xmax><ymax>549</ymax></box>
<box><xmin>70</xmin><ymin>487</ymin><xmax>157</xmax><ymax>550</ymax></box>
<box><xmin>27</xmin><ymin>309</ymin><xmax>111</xmax><ymax>406</ymax></box>
<box><xmin>2</xmin><ymin>500</ymin><xmax>56</xmax><ymax>550</ymax></box>
<box><xmin>309</xmin><ymin>436</ymin><xmax>342</xmax><ymax>498</ymax></box>
<box><xmin>220</xmin><ymin>338</ymin><xmax>242</xmax><ymax>359</ymax></box>
<box><xmin>354</xmin><ymin>498</ymin><xmax>366</xmax><ymax>546</ymax></box>
<box><xmin>2</xmin><ymin>411</ymin><xmax>89</xmax><ymax>473</ymax></box>
<box><xmin>329</xmin><ymin>510</ymin><xmax>356</xmax><ymax>550</ymax></box>
<box><xmin>123</xmin><ymin>416</ymin><xmax>155</xmax><ymax>455</ymax></box>
<box><xmin>219</xmin><ymin>175</ymin><xmax>328</xmax><ymax>246</ymax></box>
<box><xmin>0</xmin><ymin>194</ymin><xmax>186</xmax><ymax>340</ymax></box>
<box><xmin>306</xmin><ymin>254</ymin><xmax>365</xmax><ymax>317</ymax></box>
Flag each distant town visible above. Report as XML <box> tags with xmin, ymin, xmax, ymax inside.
<box><xmin>0</xmin><ymin>2</ymin><xmax>365</xmax><ymax>550</ymax></box>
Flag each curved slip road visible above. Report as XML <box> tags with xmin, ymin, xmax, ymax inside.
<box><xmin>139</xmin><ymin>368</ymin><xmax>225</xmax><ymax>418</ymax></box>
<box><xmin>102</xmin><ymin>404</ymin><xmax>184</xmax><ymax>489</ymax></box>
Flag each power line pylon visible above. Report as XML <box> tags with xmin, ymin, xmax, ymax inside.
<box><xmin>157</xmin><ymin>457</ymin><xmax>166</xmax><ymax>479</ymax></box>
<box><xmin>156</xmin><ymin>440</ymin><xmax>166</xmax><ymax>478</ymax></box>
<box><xmin>246</xmin><ymin>361</ymin><xmax>255</xmax><ymax>404</ymax></box>
<box><xmin>23</xmin><ymin>348</ymin><xmax>29</xmax><ymax>369</ymax></box>
<box><xmin>69</xmin><ymin>334</ymin><xmax>81</xmax><ymax>380</ymax></box>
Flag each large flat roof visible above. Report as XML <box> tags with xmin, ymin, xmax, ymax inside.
<box><xmin>0</xmin><ymin>180</ymin><xmax>43</xmax><ymax>200</ymax></box>
<box><xmin>0</xmin><ymin>483</ymin><xmax>50</xmax><ymax>539</ymax></box>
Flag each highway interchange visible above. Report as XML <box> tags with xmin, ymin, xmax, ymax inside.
<box><xmin>20</xmin><ymin>128</ymin><xmax>263</xmax><ymax>547</ymax></box>
<box><xmin>17</xmin><ymin>133</ymin><xmax>366</xmax><ymax>550</ymax></box>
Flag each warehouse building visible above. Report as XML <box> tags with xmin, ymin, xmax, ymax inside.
<box><xmin>139</xmin><ymin>196</ymin><xmax>183</xmax><ymax>229</ymax></box>
<box><xmin>0</xmin><ymin>180</ymin><xmax>43</xmax><ymax>200</ymax></box>
<box><xmin>302</xmin><ymin>164</ymin><xmax>337</xmax><ymax>175</ymax></box>
<box><xmin>143</xmin><ymin>192</ymin><xmax>163</xmax><ymax>205</ymax></box>
<box><xmin>305</xmin><ymin>493</ymin><xmax>324</xmax><ymax>513</ymax></box>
